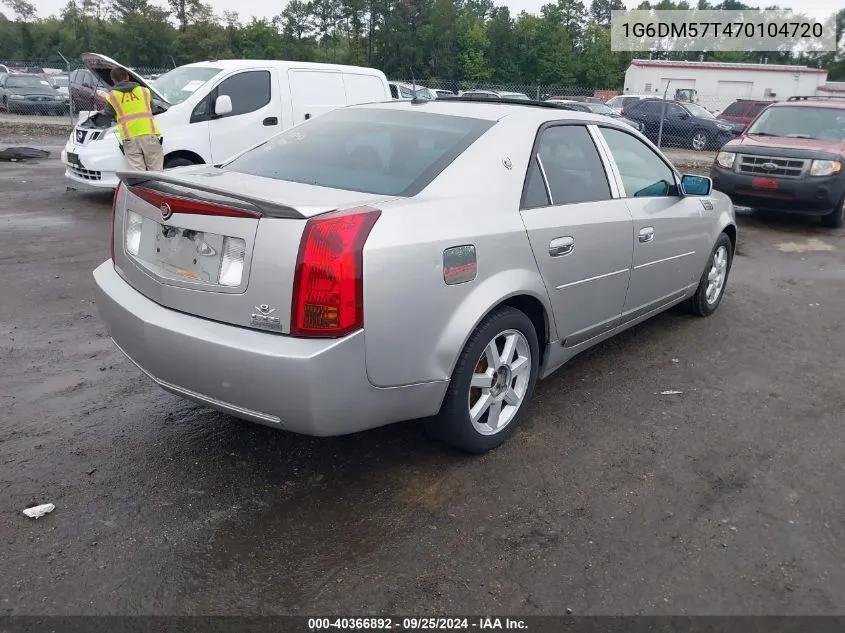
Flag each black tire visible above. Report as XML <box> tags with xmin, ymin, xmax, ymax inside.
<box><xmin>1</xmin><ymin>97</ymin><xmax>7</xmax><ymax>113</ymax></box>
<box><xmin>426</xmin><ymin>306</ymin><xmax>540</xmax><ymax>454</ymax></box>
<box><xmin>820</xmin><ymin>194</ymin><xmax>845</xmax><ymax>229</ymax></box>
<box><xmin>164</xmin><ymin>156</ymin><xmax>197</xmax><ymax>169</ymax></box>
<box><xmin>684</xmin><ymin>232</ymin><xmax>733</xmax><ymax>317</ymax></box>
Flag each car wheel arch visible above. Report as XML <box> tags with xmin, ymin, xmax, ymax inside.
<box><xmin>163</xmin><ymin>150</ymin><xmax>205</xmax><ymax>168</ymax></box>
<box><xmin>434</xmin><ymin>270</ymin><xmax>555</xmax><ymax>385</ymax></box>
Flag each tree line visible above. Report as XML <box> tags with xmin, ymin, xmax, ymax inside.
<box><xmin>1</xmin><ymin>0</ymin><xmax>843</xmax><ymax>89</ymax></box>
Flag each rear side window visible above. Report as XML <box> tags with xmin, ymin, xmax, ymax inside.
<box><xmin>223</xmin><ymin>108</ymin><xmax>494</xmax><ymax>196</ymax></box>
<box><xmin>217</xmin><ymin>71</ymin><xmax>271</xmax><ymax>117</ymax></box>
<box><xmin>721</xmin><ymin>102</ymin><xmax>744</xmax><ymax>116</ymax></box>
<box><xmin>528</xmin><ymin>125</ymin><xmax>611</xmax><ymax>207</ymax></box>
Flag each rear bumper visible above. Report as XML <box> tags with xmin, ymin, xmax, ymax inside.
<box><xmin>92</xmin><ymin>262</ymin><xmax>448</xmax><ymax>436</ymax></box>
<box><xmin>711</xmin><ymin>166</ymin><xmax>845</xmax><ymax>215</ymax></box>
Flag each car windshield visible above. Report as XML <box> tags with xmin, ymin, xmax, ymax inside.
<box><xmin>502</xmin><ymin>93</ymin><xmax>529</xmax><ymax>100</ymax></box>
<box><xmin>746</xmin><ymin>105</ymin><xmax>845</xmax><ymax>140</ymax></box>
<box><xmin>586</xmin><ymin>103</ymin><xmax>617</xmax><ymax>116</ymax></box>
<box><xmin>150</xmin><ymin>66</ymin><xmax>221</xmax><ymax>105</ymax></box>
<box><xmin>685</xmin><ymin>103</ymin><xmax>715</xmax><ymax>119</ymax></box>
<box><xmin>52</xmin><ymin>76</ymin><xmax>68</xmax><ymax>87</ymax></box>
<box><xmin>6</xmin><ymin>76</ymin><xmax>51</xmax><ymax>88</ymax></box>
<box><xmin>222</xmin><ymin>107</ymin><xmax>494</xmax><ymax>196</ymax></box>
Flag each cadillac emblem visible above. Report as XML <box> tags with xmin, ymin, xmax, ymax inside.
<box><xmin>160</xmin><ymin>202</ymin><xmax>173</xmax><ymax>221</ymax></box>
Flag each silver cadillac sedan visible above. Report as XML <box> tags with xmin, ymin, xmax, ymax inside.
<box><xmin>93</xmin><ymin>99</ymin><xmax>737</xmax><ymax>453</ymax></box>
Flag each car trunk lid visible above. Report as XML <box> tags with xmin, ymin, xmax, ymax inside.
<box><xmin>112</xmin><ymin>168</ymin><xmax>395</xmax><ymax>335</ymax></box>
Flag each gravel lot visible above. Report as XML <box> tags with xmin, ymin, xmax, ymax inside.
<box><xmin>1</xmin><ymin>142</ymin><xmax>844</xmax><ymax>616</ymax></box>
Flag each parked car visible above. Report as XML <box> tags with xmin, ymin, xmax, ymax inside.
<box><xmin>50</xmin><ymin>74</ymin><xmax>70</xmax><ymax>108</ymax></box>
<box><xmin>389</xmin><ymin>82</ymin><xmax>434</xmax><ymax>100</ymax></box>
<box><xmin>623</xmin><ymin>98</ymin><xmax>743</xmax><ymax>150</ymax></box>
<box><xmin>711</xmin><ymin>95</ymin><xmax>845</xmax><ymax>228</ymax></box>
<box><xmin>434</xmin><ymin>89</ymin><xmax>455</xmax><ymax>97</ymax></box>
<box><xmin>545</xmin><ymin>99</ymin><xmax>645</xmax><ymax>132</ymax></box>
<box><xmin>94</xmin><ymin>99</ymin><xmax>736</xmax><ymax>453</ymax></box>
<box><xmin>717</xmin><ymin>99</ymin><xmax>774</xmax><ymax>128</ymax></box>
<box><xmin>605</xmin><ymin>94</ymin><xmax>651</xmax><ymax>115</ymax></box>
<box><xmin>69</xmin><ymin>67</ymin><xmax>109</xmax><ymax>113</ymax></box>
<box><xmin>0</xmin><ymin>64</ymin><xmax>10</xmax><ymax>76</ymax></box>
<box><xmin>61</xmin><ymin>53</ymin><xmax>392</xmax><ymax>190</ymax></box>
<box><xmin>0</xmin><ymin>73</ymin><xmax>66</xmax><ymax>115</ymax></box>
<box><xmin>547</xmin><ymin>95</ymin><xmax>603</xmax><ymax>104</ymax></box>
<box><xmin>459</xmin><ymin>90</ymin><xmax>530</xmax><ymax>100</ymax></box>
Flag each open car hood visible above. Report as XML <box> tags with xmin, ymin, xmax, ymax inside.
<box><xmin>80</xmin><ymin>52</ymin><xmax>169</xmax><ymax>104</ymax></box>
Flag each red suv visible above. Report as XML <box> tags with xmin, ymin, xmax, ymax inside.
<box><xmin>710</xmin><ymin>96</ymin><xmax>845</xmax><ymax>228</ymax></box>
<box><xmin>717</xmin><ymin>99</ymin><xmax>774</xmax><ymax>128</ymax></box>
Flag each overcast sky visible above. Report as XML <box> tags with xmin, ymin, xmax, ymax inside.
<box><xmin>26</xmin><ymin>0</ymin><xmax>840</xmax><ymax>23</ymax></box>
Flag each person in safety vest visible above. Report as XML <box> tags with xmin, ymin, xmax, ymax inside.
<box><xmin>103</xmin><ymin>67</ymin><xmax>163</xmax><ymax>171</ymax></box>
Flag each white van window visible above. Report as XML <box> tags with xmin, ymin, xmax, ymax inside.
<box><xmin>216</xmin><ymin>70</ymin><xmax>272</xmax><ymax>116</ymax></box>
<box><xmin>152</xmin><ymin>66</ymin><xmax>220</xmax><ymax>104</ymax></box>
<box><xmin>343</xmin><ymin>73</ymin><xmax>386</xmax><ymax>105</ymax></box>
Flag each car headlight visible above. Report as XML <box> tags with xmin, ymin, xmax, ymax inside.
<box><xmin>809</xmin><ymin>160</ymin><xmax>842</xmax><ymax>177</ymax></box>
<box><xmin>715</xmin><ymin>151</ymin><xmax>736</xmax><ymax>169</ymax></box>
<box><xmin>53</xmin><ymin>95</ymin><xmax>64</xmax><ymax>101</ymax></box>
<box><xmin>715</xmin><ymin>123</ymin><xmax>732</xmax><ymax>131</ymax></box>
<box><xmin>9</xmin><ymin>95</ymin><xmax>24</xmax><ymax>100</ymax></box>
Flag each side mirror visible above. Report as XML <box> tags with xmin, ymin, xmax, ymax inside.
<box><xmin>213</xmin><ymin>94</ymin><xmax>233</xmax><ymax>117</ymax></box>
<box><xmin>680</xmin><ymin>174</ymin><xmax>712</xmax><ymax>196</ymax></box>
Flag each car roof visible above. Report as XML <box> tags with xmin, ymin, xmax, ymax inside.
<box><xmin>769</xmin><ymin>99</ymin><xmax>845</xmax><ymax>110</ymax></box>
<box><xmin>352</xmin><ymin>98</ymin><xmax>617</xmax><ymax>125</ymax></box>
<box><xmin>180</xmin><ymin>59</ymin><xmax>386</xmax><ymax>76</ymax></box>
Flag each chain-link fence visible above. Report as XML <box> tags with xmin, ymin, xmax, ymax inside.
<box><xmin>2</xmin><ymin>61</ymin><xmax>770</xmax><ymax>153</ymax></box>
<box><xmin>0</xmin><ymin>60</ymin><xmax>170</xmax><ymax>126</ymax></box>
<box><xmin>391</xmin><ymin>80</ymin><xmax>770</xmax><ymax>151</ymax></box>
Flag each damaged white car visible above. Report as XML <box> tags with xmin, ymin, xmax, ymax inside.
<box><xmin>61</xmin><ymin>53</ymin><xmax>392</xmax><ymax>190</ymax></box>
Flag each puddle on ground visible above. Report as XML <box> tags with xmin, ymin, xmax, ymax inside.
<box><xmin>775</xmin><ymin>238</ymin><xmax>836</xmax><ymax>253</ymax></box>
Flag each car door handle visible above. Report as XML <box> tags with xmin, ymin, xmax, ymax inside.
<box><xmin>549</xmin><ymin>236</ymin><xmax>575</xmax><ymax>257</ymax></box>
<box><xmin>263</xmin><ymin>117</ymin><xmax>278</xmax><ymax>126</ymax></box>
<box><xmin>639</xmin><ymin>227</ymin><xmax>655</xmax><ymax>243</ymax></box>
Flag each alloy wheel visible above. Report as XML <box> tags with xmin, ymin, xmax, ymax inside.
<box><xmin>468</xmin><ymin>329</ymin><xmax>532</xmax><ymax>436</ymax></box>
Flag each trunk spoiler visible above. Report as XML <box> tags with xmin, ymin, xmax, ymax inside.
<box><xmin>118</xmin><ymin>170</ymin><xmax>308</xmax><ymax>220</ymax></box>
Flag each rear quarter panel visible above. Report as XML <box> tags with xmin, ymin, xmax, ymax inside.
<box><xmin>362</xmin><ymin>117</ymin><xmax>555</xmax><ymax>388</ymax></box>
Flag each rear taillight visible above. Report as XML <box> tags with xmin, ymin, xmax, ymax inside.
<box><xmin>290</xmin><ymin>207</ymin><xmax>381</xmax><ymax>338</ymax></box>
<box><xmin>128</xmin><ymin>185</ymin><xmax>259</xmax><ymax>219</ymax></box>
<box><xmin>110</xmin><ymin>181</ymin><xmax>122</xmax><ymax>261</ymax></box>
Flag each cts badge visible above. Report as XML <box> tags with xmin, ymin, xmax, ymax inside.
<box><xmin>250</xmin><ymin>304</ymin><xmax>283</xmax><ymax>331</ymax></box>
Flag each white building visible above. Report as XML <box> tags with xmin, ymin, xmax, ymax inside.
<box><xmin>623</xmin><ymin>59</ymin><xmax>829</xmax><ymax>113</ymax></box>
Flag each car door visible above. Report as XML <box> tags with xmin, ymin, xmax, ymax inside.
<box><xmin>519</xmin><ymin>123</ymin><xmax>634</xmax><ymax>347</ymax></box>
<box><xmin>194</xmin><ymin>69</ymin><xmax>278</xmax><ymax>163</ymax></box>
<box><xmin>664</xmin><ymin>102</ymin><xmax>690</xmax><ymax>143</ymax></box>
<box><xmin>596</xmin><ymin>125</ymin><xmax>709</xmax><ymax>322</ymax></box>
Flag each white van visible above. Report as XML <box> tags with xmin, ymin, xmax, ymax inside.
<box><xmin>61</xmin><ymin>53</ymin><xmax>392</xmax><ymax>190</ymax></box>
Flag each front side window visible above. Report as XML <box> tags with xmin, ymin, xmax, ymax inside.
<box><xmin>222</xmin><ymin>107</ymin><xmax>493</xmax><ymax>196</ymax></box>
<box><xmin>525</xmin><ymin>125</ymin><xmax>611</xmax><ymax>208</ymax></box>
<box><xmin>601</xmin><ymin>127</ymin><xmax>677</xmax><ymax>198</ymax></box>
<box><xmin>215</xmin><ymin>70</ymin><xmax>271</xmax><ymax>116</ymax></box>
<box><xmin>685</xmin><ymin>103</ymin><xmax>715</xmax><ymax>119</ymax></box>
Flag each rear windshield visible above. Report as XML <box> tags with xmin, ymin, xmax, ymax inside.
<box><xmin>222</xmin><ymin>108</ymin><xmax>494</xmax><ymax>196</ymax></box>
<box><xmin>746</xmin><ymin>105</ymin><xmax>845</xmax><ymax>140</ymax></box>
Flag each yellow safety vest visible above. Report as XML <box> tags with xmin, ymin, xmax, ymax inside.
<box><xmin>105</xmin><ymin>85</ymin><xmax>160</xmax><ymax>141</ymax></box>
